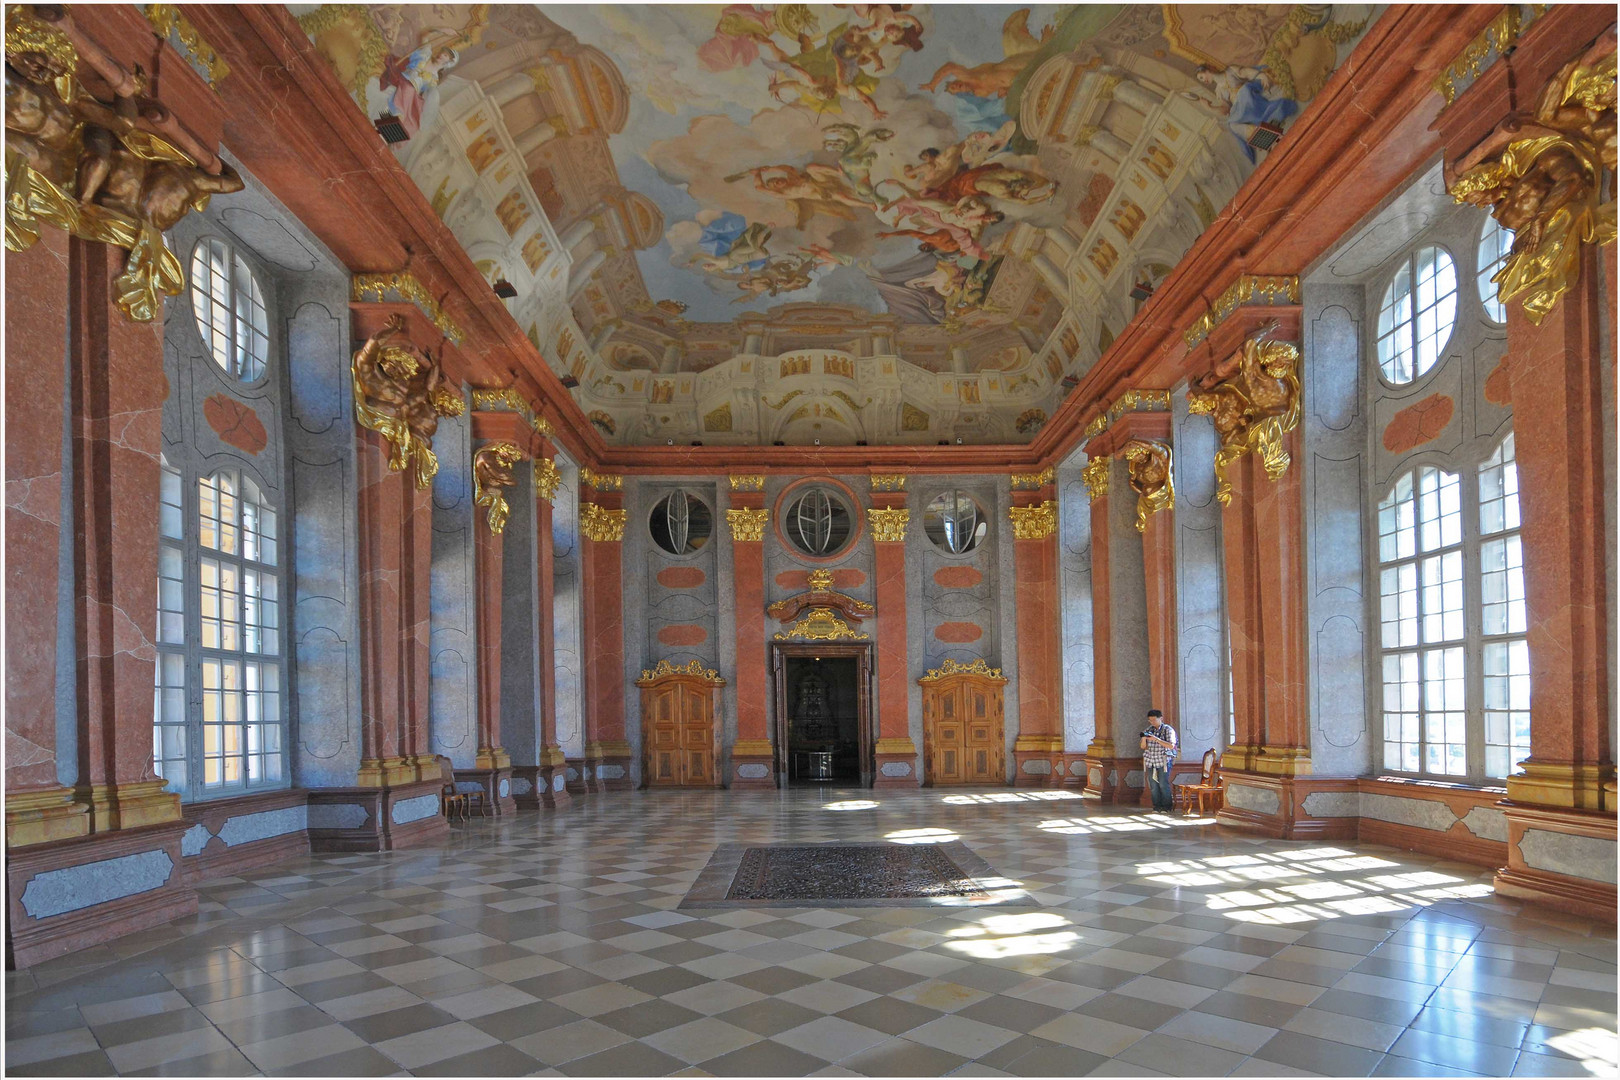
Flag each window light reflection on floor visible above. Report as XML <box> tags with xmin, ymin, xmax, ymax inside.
<box><xmin>1545</xmin><ymin>1027</ymin><xmax>1620</xmax><ymax>1075</ymax></box>
<box><xmin>821</xmin><ymin>800</ymin><xmax>880</xmax><ymax>811</ymax></box>
<box><xmin>941</xmin><ymin>790</ymin><xmax>1082</xmax><ymax>805</ymax></box>
<box><xmin>885</xmin><ymin>827</ymin><xmax>959</xmax><ymax>844</ymax></box>
<box><xmin>1038</xmin><ymin>814</ymin><xmax>1218</xmax><ymax>834</ymax></box>
<box><xmin>942</xmin><ymin>911</ymin><xmax>1080</xmax><ymax>958</ymax></box>
<box><xmin>1132</xmin><ymin>845</ymin><xmax>1498</xmax><ymax>925</ymax></box>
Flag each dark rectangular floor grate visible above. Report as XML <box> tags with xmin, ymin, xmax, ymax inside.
<box><xmin>680</xmin><ymin>841</ymin><xmax>1032</xmax><ymax>909</ymax></box>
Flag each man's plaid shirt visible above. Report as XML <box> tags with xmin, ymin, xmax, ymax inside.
<box><xmin>1141</xmin><ymin>723</ymin><xmax>1176</xmax><ymax>770</ymax></box>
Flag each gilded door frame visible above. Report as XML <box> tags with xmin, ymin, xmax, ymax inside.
<box><xmin>769</xmin><ymin>643</ymin><xmax>874</xmax><ymax>789</ymax></box>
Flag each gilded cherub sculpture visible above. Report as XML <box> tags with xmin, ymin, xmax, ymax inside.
<box><xmin>351</xmin><ymin>312</ymin><xmax>464</xmax><ymax>488</ymax></box>
<box><xmin>1187</xmin><ymin>321</ymin><xmax>1301</xmax><ymax>506</ymax></box>
<box><xmin>473</xmin><ymin>441</ymin><xmax>525</xmax><ymax>535</ymax></box>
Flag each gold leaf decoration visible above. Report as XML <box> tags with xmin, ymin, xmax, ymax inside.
<box><xmin>580</xmin><ymin>503</ymin><xmax>626</xmax><ymax>542</ymax></box>
<box><xmin>919</xmin><ymin>658</ymin><xmax>1006</xmax><ymax>683</ymax></box>
<box><xmin>1121</xmin><ymin>440</ymin><xmax>1174</xmax><ymax>532</ymax></box>
<box><xmin>774</xmin><ymin>607</ymin><xmax>869</xmax><ymax>642</ymax></box>
<box><xmin>727</xmin><ymin>507</ymin><xmax>770</xmax><ymax>541</ymax></box>
<box><xmin>636</xmin><ymin>659</ymin><xmax>725</xmax><ymax>685</ymax></box>
<box><xmin>868</xmin><ymin>507</ymin><xmax>909</xmax><ymax>542</ymax></box>
<box><xmin>1008</xmin><ymin>500</ymin><xmax>1057</xmax><ymax>540</ymax></box>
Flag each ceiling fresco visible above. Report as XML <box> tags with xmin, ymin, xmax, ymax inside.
<box><xmin>296</xmin><ymin>4</ymin><xmax>1377</xmax><ymax>445</ymax></box>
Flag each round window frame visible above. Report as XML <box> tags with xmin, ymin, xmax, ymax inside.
<box><xmin>772</xmin><ymin>478</ymin><xmax>863</xmax><ymax>563</ymax></box>
<box><xmin>188</xmin><ymin>236</ymin><xmax>272</xmax><ymax>388</ymax></box>
<box><xmin>1475</xmin><ymin>216</ymin><xmax>1514</xmax><ymax>326</ymax></box>
<box><xmin>1374</xmin><ymin>243</ymin><xmax>1459</xmax><ymax>389</ymax></box>
<box><xmin>922</xmin><ymin>489</ymin><xmax>987</xmax><ymax>557</ymax></box>
<box><xmin>647</xmin><ymin>488</ymin><xmax>714</xmax><ymax>559</ymax></box>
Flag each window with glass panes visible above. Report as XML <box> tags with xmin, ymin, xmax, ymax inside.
<box><xmin>152</xmin><ymin>464</ymin><xmax>286</xmax><ymax>799</ymax></box>
<box><xmin>1375</xmin><ymin>432</ymin><xmax>1529</xmax><ymax>781</ymax></box>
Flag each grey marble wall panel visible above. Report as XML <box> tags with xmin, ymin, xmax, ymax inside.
<box><xmin>430</xmin><ymin>408</ymin><xmax>477</xmax><ymax>767</ymax></box>
<box><xmin>1303</xmin><ymin>286</ymin><xmax>1371</xmax><ymax>777</ymax></box>
<box><xmin>500</xmin><ymin>463</ymin><xmax>541</xmax><ymax>767</ymax></box>
<box><xmin>917</xmin><ymin>478</ymin><xmax>1002</xmax><ymax>672</ymax></box>
<box><xmin>1173</xmin><ymin>393</ymin><xmax>1225</xmax><ymax>758</ymax></box>
<box><xmin>1107</xmin><ymin>455</ymin><xmax>1152</xmax><ymax>754</ymax></box>
<box><xmin>19</xmin><ymin>850</ymin><xmax>175</xmax><ymax>919</ymax></box>
<box><xmin>551</xmin><ymin>454</ymin><xmax>585</xmax><ymax>758</ymax></box>
<box><xmin>1057</xmin><ymin>454</ymin><xmax>1095</xmax><ymax>753</ymax></box>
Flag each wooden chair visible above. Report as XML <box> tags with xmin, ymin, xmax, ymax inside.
<box><xmin>437</xmin><ymin>756</ymin><xmax>470</xmax><ymax>822</ymax></box>
<box><xmin>1183</xmin><ymin>749</ymin><xmax>1223</xmax><ymax>816</ymax></box>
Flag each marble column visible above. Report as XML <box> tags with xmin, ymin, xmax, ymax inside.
<box><xmin>1082</xmin><ymin>454</ymin><xmax>1118</xmax><ymax>800</ymax></box>
<box><xmin>869</xmin><ymin>481</ymin><xmax>915</xmax><ymax>786</ymax></box>
<box><xmin>1218</xmin><ymin>453</ymin><xmax>1266</xmax><ymax>775</ymax></box>
<box><xmin>68</xmin><ymin>238</ymin><xmax>180</xmax><ymax>832</ymax></box>
<box><xmin>1248</xmin><ymin>422</ymin><xmax>1311</xmax><ymax>774</ymax></box>
<box><xmin>471</xmin><ymin>414</ymin><xmax>524</xmax><ymax>815</ymax></box>
<box><xmin>727</xmin><ymin>481</ymin><xmax>773</xmax><ymax>787</ymax></box>
<box><xmin>1009</xmin><ymin>472</ymin><xmax>1064</xmax><ymax>786</ymax></box>
<box><xmin>580</xmin><ymin>473</ymin><xmax>631</xmax><ymax>790</ymax></box>
<box><xmin>5</xmin><ymin>230</ymin><xmax>87</xmax><ymax>847</ymax></box>
<box><xmin>1502</xmin><ymin>245</ymin><xmax>1613</xmax><ymax>811</ymax></box>
<box><xmin>532</xmin><ymin>444</ymin><xmax>570</xmax><ymax>807</ymax></box>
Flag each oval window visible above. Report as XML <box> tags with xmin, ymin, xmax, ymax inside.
<box><xmin>783</xmin><ymin>486</ymin><xmax>854</xmax><ymax>558</ymax></box>
<box><xmin>649</xmin><ymin>490</ymin><xmax>712</xmax><ymax>555</ymax></box>
<box><xmin>190</xmin><ymin>238</ymin><xmax>269</xmax><ymax>382</ymax></box>
<box><xmin>923</xmin><ymin>490</ymin><xmax>986</xmax><ymax>554</ymax></box>
<box><xmin>1376</xmin><ymin>245</ymin><xmax>1457</xmax><ymax>384</ymax></box>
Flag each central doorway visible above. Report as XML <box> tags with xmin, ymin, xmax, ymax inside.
<box><xmin>770</xmin><ymin>644</ymin><xmax>872</xmax><ymax>787</ymax></box>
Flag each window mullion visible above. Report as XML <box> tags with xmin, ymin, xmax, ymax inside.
<box><xmin>1460</xmin><ymin>468</ymin><xmax>1485</xmax><ymax>783</ymax></box>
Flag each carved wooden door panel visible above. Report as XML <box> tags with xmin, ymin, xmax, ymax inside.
<box><xmin>647</xmin><ymin>683</ymin><xmax>683</xmax><ymax>786</ymax></box>
<box><xmin>680</xmin><ymin>684</ymin><xmax>714</xmax><ymax>786</ymax></box>
<box><xmin>919</xmin><ymin>661</ymin><xmax>1007</xmax><ymax>786</ymax></box>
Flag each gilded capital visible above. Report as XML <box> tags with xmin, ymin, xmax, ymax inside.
<box><xmin>728</xmin><ymin>475</ymin><xmax>766</xmax><ymax>491</ymax></box>
<box><xmin>1010</xmin><ymin>466</ymin><xmax>1054</xmax><ymax>491</ymax></box>
<box><xmin>1008</xmin><ymin>500</ymin><xmax>1057</xmax><ymax>540</ymax></box>
<box><xmin>868</xmin><ymin>507</ymin><xmax>909</xmax><ymax>542</ymax></box>
<box><xmin>727</xmin><ymin>507</ymin><xmax>769</xmax><ymax>541</ymax></box>
<box><xmin>1187</xmin><ymin>324</ymin><xmax>1301</xmax><ymax>506</ymax></box>
<box><xmin>1081</xmin><ymin>456</ymin><xmax>1111</xmax><ymax>500</ymax></box>
<box><xmin>580</xmin><ymin>503</ymin><xmax>626</xmax><ymax>542</ymax></box>
<box><xmin>1447</xmin><ymin>36</ymin><xmax>1617</xmax><ymax>325</ymax></box>
<box><xmin>473</xmin><ymin>441</ymin><xmax>525</xmax><ymax>534</ymax></box>
<box><xmin>1121</xmin><ymin>440</ymin><xmax>1174</xmax><ymax>532</ymax></box>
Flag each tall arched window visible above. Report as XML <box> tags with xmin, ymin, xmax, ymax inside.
<box><xmin>1375</xmin><ymin>431</ymin><xmax>1528</xmax><ymax>781</ymax></box>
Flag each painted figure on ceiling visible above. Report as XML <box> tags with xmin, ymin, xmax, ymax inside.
<box><xmin>376</xmin><ymin>8</ymin><xmax>488</xmax><ymax>136</ymax></box>
<box><xmin>1185</xmin><ymin>63</ymin><xmax>1299</xmax><ymax>162</ymax></box>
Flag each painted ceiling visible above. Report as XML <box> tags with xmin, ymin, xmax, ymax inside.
<box><xmin>297</xmin><ymin>4</ymin><xmax>1377</xmax><ymax>445</ymax></box>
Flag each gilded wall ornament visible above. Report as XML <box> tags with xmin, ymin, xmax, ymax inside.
<box><xmin>580</xmin><ymin>503</ymin><xmax>627</xmax><ymax>543</ymax></box>
<box><xmin>473</xmin><ymin>441</ymin><xmax>525</xmax><ymax>535</ymax></box>
<box><xmin>1433</xmin><ymin>7</ymin><xmax>1524</xmax><ymax>107</ymax></box>
<box><xmin>1186</xmin><ymin>324</ymin><xmax>1302</xmax><ymax>506</ymax></box>
<box><xmin>533</xmin><ymin>456</ymin><xmax>562</xmax><ymax>502</ymax></box>
<box><xmin>581</xmin><ymin>468</ymin><xmax>623</xmax><ymax>492</ymax></box>
<box><xmin>1008</xmin><ymin>500</ymin><xmax>1057</xmax><ymax>540</ymax></box>
<box><xmin>918</xmin><ymin>657</ymin><xmax>1005</xmax><ymax>683</ymax></box>
<box><xmin>1122</xmin><ymin>440</ymin><xmax>1175</xmax><ymax>533</ymax></box>
<box><xmin>869</xmin><ymin>474</ymin><xmax>906</xmax><ymax>491</ymax></box>
<box><xmin>4</xmin><ymin>5</ymin><xmax>245</xmax><ymax>321</ymax></box>
<box><xmin>1010</xmin><ymin>466</ymin><xmax>1054</xmax><ymax>491</ymax></box>
<box><xmin>144</xmin><ymin>4</ymin><xmax>229</xmax><ymax>87</ymax></box>
<box><xmin>728</xmin><ymin>474</ymin><xmax>766</xmax><ymax>491</ymax></box>
<box><xmin>1083</xmin><ymin>388</ymin><xmax>1173</xmax><ymax>439</ymax></box>
<box><xmin>1081</xmin><ymin>456</ymin><xmax>1111</xmax><ymax>500</ymax></box>
<box><xmin>351</xmin><ymin>313</ymin><xmax>462</xmax><ymax>488</ymax></box>
<box><xmin>726</xmin><ymin>507</ymin><xmax>769</xmax><ymax>541</ymax></box>
<box><xmin>807</xmin><ymin>569</ymin><xmax>835</xmax><ymax>593</ymax></box>
<box><xmin>636</xmin><ymin>659</ymin><xmax>725</xmax><ymax>685</ymax></box>
<box><xmin>351</xmin><ymin>272</ymin><xmax>464</xmax><ymax>343</ymax></box>
<box><xmin>470</xmin><ymin>387</ymin><xmax>528</xmax><ymax>413</ymax></box>
<box><xmin>774</xmin><ymin>607</ymin><xmax>869</xmax><ymax>642</ymax></box>
<box><xmin>1447</xmin><ymin>36</ymin><xmax>1617</xmax><ymax>325</ymax></box>
<box><xmin>868</xmin><ymin>507</ymin><xmax>909</xmax><ymax>542</ymax></box>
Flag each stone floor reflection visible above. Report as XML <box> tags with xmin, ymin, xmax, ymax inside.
<box><xmin>6</xmin><ymin>788</ymin><xmax>1616</xmax><ymax>1077</ymax></box>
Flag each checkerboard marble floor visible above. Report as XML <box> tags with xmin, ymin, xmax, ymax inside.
<box><xmin>7</xmin><ymin>788</ymin><xmax>1616</xmax><ymax>1077</ymax></box>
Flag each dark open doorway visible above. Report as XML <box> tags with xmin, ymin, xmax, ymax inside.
<box><xmin>771</xmin><ymin>644</ymin><xmax>872</xmax><ymax>787</ymax></box>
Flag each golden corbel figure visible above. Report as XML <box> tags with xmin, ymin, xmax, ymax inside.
<box><xmin>1121</xmin><ymin>440</ymin><xmax>1174</xmax><ymax>533</ymax></box>
<box><xmin>1448</xmin><ymin>35</ymin><xmax>1617</xmax><ymax>324</ymax></box>
<box><xmin>4</xmin><ymin>5</ymin><xmax>245</xmax><ymax>321</ymax></box>
<box><xmin>351</xmin><ymin>313</ymin><xmax>463</xmax><ymax>489</ymax></box>
<box><xmin>473</xmin><ymin>441</ymin><xmax>525</xmax><ymax>535</ymax></box>
<box><xmin>1186</xmin><ymin>322</ymin><xmax>1301</xmax><ymax>506</ymax></box>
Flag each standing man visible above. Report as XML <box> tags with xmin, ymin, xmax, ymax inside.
<box><xmin>1140</xmin><ymin>709</ymin><xmax>1178</xmax><ymax>812</ymax></box>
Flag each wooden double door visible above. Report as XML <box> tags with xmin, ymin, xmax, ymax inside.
<box><xmin>921</xmin><ymin>672</ymin><xmax>1005</xmax><ymax>784</ymax></box>
<box><xmin>641</xmin><ymin>672</ymin><xmax>721</xmax><ymax>787</ymax></box>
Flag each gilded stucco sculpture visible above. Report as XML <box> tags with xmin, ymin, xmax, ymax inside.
<box><xmin>473</xmin><ymin>441</ymin><xmax>525</xmax><ymax>535</ymax></box>
<box><xmin>1122</xmin><ymin>440</ymin><xmax>1174</xmax><ymax>532</ymax></box>
<box><xmin>4</xmin><ymin>4</ymin><xmax>244</xmax><ymax>321</ymax></box>
<box><xmin>1448</xmin><ymin>34</ymin><xmax>1617</xmax><ymax>324</ymax></box>
<box><xmin>1187</xmin><ymin>323</ymin><xmax>1301</xmax><ymax>506</ymax></box>
<box><xmin>351</xmin><ymin>313</ymin><xmax>465</xmax><ymax>489</ymax></box>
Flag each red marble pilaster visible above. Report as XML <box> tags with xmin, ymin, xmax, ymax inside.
<box><xmin>728</xmin><ymin>486</ymin><xmax>773</xmax><ymax>788</ymax></box>
<box><xmin>1010</xmin><ymin>478</ymin><xmax>1063</xmax><ymax>787</ymax></box>
<box><xmin>1141</xmin><ymin>487</ymin><xmax>1179</xmax><ymax>727</ymax></box>
<box><xmin>581</xmin><ymin>480</ymin><xmax>630</xmax><ymax>790</ymax></box>
<box><xmin>1218</xmin><ymin>451</ymin><xmax>1267</xmax><ymax>778</ymax></box>
<box><xmin>869</xmin><ymin>486</ymin><xmax>915</xmax><ymax>786</ymax></box>
<box><xmin>68</xmin><ymin>238</ymin><xmax>179</xmax><ymax>832</ymax></box>
<box><xmin>468</xmin><ymin>416</ymin><xmax>520</xmax><ymax>815</ymax></box>
<box><xmin>1499</xmin><ymin>245</ymin><xmax>1614</xmax><ymax>810</ymax></box>
<box><xmin>5</xmin><ymin>231</ymin><xmax>88</xmax><ymax>847</ymax></box>
<box><xmin>355</xmin><ymin>422</ymin><xmax>408</xmax><ymax>785</ymax></box>
<box><xmin>532</xmin><ymin>440</ymin><xmax>569</xmax><ymax>808</ymax></box>
<box><xmin>1249</xmin><ymin>426</ymin><xmax>1311</xmax><ymax>773</ymax></box>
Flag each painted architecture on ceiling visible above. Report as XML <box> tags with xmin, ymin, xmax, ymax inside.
<box><xmin>297</xmin><ymin>3</ymin><xmax>1376</xmax><ymax>445</ymax></box>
